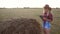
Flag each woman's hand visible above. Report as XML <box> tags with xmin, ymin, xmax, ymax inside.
<box><xmin>43</xmin><ymin>17</ymin><xmax>47</xmax><ymax>20</ymax></box>
<box><xmin>43</xmin><ymin>17</ymin><xmax>52</xmax><ymax>22</ymax></box>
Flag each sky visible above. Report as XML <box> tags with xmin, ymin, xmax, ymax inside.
<box><xmin>0</xmin><ymin>0</ymin><xmax>60</xmax><ymax>8</ymax></box>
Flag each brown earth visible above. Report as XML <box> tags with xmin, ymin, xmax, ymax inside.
<box><xmin>0</xmin><ymin>18</ymin><xmax>41</xmax><ymax>34</ymax></box>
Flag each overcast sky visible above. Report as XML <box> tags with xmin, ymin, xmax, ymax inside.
<box><xmin>0</xmin><ymin>0</ymin><xmax>60</xmax><ymax>8</ymax></box>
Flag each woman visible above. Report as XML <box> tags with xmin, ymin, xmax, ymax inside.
<box><xmin>42</xmin><ymin>4</ymin><xmax>53</xmax><ymax>34</ymax></box>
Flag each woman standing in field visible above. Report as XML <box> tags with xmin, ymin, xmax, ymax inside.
<box><xmin>40</xmin><ymin>4</ymin><xmax>53</xmax><ymax>34</ymax></box>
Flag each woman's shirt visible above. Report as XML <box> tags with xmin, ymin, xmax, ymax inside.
<box><xmin>43</xmin><ymin>12</ymin><xmax>53</xmax><ymax>22</ymax></box>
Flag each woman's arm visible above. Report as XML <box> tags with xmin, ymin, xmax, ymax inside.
<box><xmin>47</xmin><ymin>14</ymin><xmax>53</xmax><ymax>22</ymax></box>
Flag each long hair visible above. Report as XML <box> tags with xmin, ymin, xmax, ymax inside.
<box><xmin>43</xmin><ymin>4</ymin><xmax>52</xmax><ymax>14</ymax></box>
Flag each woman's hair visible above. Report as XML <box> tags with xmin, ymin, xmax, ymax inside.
<box><xmin>1</xmin><ymin>18</ymin><xmax>41</xmax><ymax>34</ymax></box>
<box><xmin>43</xmin><ymin>4</ymin><xmax>52</xmax><ymax>12</ymax></box>
<box><xmin>44</xmin><ymin>4</ymin><xmax>50</xmax><ymax>9</ymax></box>
<box><xmin>49</xmin><ymin>7</ymin><xmax>52</xmax><ymax>11</ymax></box>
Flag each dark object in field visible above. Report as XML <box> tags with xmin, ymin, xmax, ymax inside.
<box><xmin>40</xmin><ymin>15</ymin><xmax>43</xmax><ymax>20</ymax></box>
<box><xmin>0</xmin><ymin>18</ymin><xmax>41</xmax><ymax>34</ymax></box>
